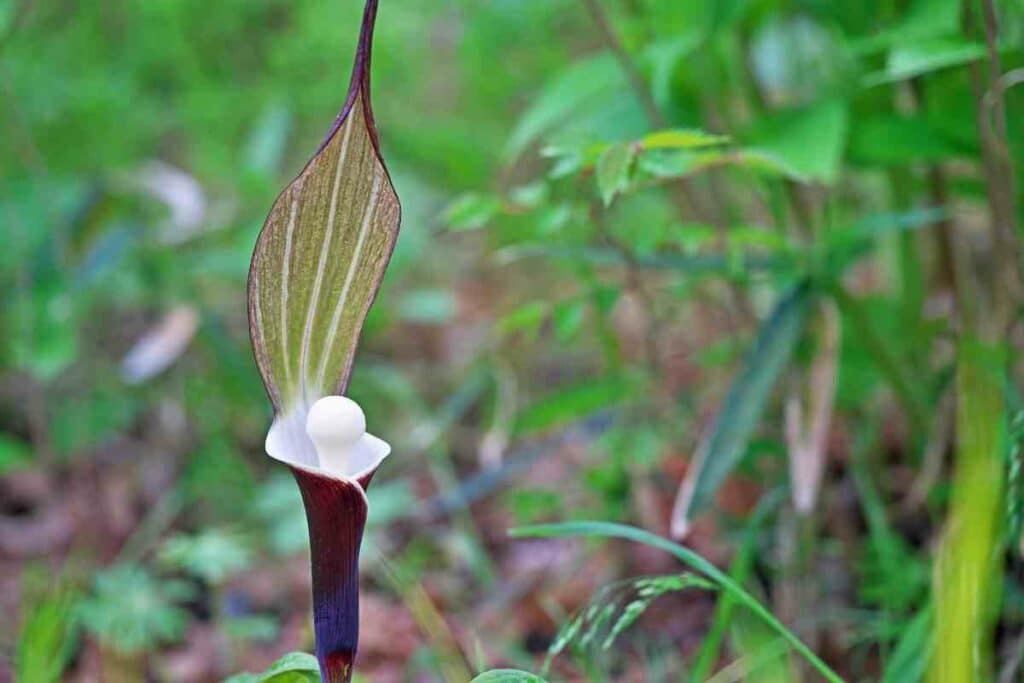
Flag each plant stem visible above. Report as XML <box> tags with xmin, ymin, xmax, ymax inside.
<box><xmin>579</xmin><ymin>0</ymin><xmax>663</xmax><ymax>128</ymax></box>
<box><xmin>966</xmin><ymin>0</ymin><xmax>1021</xmax><ymax>334</ymax></box>
<box><xmin>929</xmin><ymin>5</ymin><xmax>1017</xmax><ymax>678</ymax></box>
<box><xmin>829</xmin><ymin>286</ymin><xmax>929</xmax><ymax>436</ymax></box>
<box><xmin>929</xmin><ymin>340</ymin><xmax>1006</xmax><ymax>682</ymax></box>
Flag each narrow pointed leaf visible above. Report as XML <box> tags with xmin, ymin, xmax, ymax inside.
<box><xmin>248</xmin><ymin>0</ymin><xmax>401</xmax><ymax>415</ymax></box>
<box><xmin>670</xmin><ymin>281</ymin><xmax>814</xmax><ymax>538</ymax></box>
<box><xmin>595</xmin><ymin>142</ymin><xmax>636</xmax><ymax>206</ymax></box>
<box><xmin>641</xmin><ymin>129</ymin><xmax>730</xmax><ymax>150</ymax></box>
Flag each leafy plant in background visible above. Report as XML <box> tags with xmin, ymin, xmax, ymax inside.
<box><xmin>77</xmin><ymin>564</ymin><xmax>194</xmax><ymax>665</ymax></box>
<box><xmin>437</xmin><ymin>0</ymin><xmax>1023</xmax><ymax>679</ymax></box>
<box><xmin>3</xmin><ymin>0</ymin><xmax>1024</xmax><ymax>679</ymax></box>
<box><xmin>246</xmin><ymin>0</ymin><xmax>400</xmax><ymax>680</ymax></box>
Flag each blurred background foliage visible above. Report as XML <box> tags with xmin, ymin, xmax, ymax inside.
<box><xmin>3</xmin><ymin>0</ymin><xmax>1024</xmax><ymax>680</ymax></box>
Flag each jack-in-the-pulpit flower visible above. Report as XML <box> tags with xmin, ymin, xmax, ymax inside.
<box><xmin>246</xmin><ymin>1</ymin><xmax>400</xmax><ymax>681</ymax></box>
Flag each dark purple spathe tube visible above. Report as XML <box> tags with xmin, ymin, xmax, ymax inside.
<box><xmin>291</xmin><ymin>464</ymin><xmax>379</xmax><ymax>682</ymax></box>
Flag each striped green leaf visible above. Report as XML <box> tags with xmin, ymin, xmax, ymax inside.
<box><xmin>670</xmin><ymin>281</ymin><xmax>814</xmax><ymax>538</ymax></box>
<box><xmin>248</xmin><ymin>0</ymin><xmax>401</xmax><ymax>416</ymax></box>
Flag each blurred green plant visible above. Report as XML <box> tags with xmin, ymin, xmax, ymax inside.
<box><xmin>158</xmin><ymin>528</ymin><xmax>252</xmax><ymax>585</ymax></box>
<box><xmin>541</xmin><ymin>573</ymin><xmax>714</xmax><ymax>676</ymax></box>
<box><xmin>512</xmin><ymin>521</ymin><xmax>843</xmax><ymax>682</ymax></box>
<box><xmin>225</xmin><ymin>651</ymin><xmax>321</xmax><ymax>683</ymax></box>
<box><xmin>77</xmin><ymin>564</ymin><xmax>193</xmax><ymax>656</ymax></box>
<box><xmin>15</xmin><ymin>586</ymin><xmax>79</xmax><ymax>683</ymax></box>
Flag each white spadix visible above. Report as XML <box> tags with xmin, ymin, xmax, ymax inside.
<box><xmin>264</xmin><ymin>395</ymin><xmax>389</xmax><ymax>481</ymax></box>
<box><xmin>306</xmin><ymin>396</ymin><xmax>368</xmax><ymax>475</ymax></box>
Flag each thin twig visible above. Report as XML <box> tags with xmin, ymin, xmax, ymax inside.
<box><xmin>965</xmin><ymin>0</ymin><xmax>1022</xmax><ymax>335</ymax></box>
<box><xmin>580</xmin><ymin>0</ymin><xmax>664</xmax><ymax>128</ymax></box>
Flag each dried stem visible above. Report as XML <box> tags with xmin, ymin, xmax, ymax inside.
<box><xmin>965</xmin><ymin>0</ymin><xmax>1021</xmax><ymax>335</ymax></box>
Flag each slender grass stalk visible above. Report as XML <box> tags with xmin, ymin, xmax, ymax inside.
<box><xmin>380</xmin><ymin>557</ymin><xmax>473</xmax><ymax>682</ymax></box>
<box><xmin>511</xmin><ymin>521</ymin><xmax>844</xmax><ymax>683</ymax></box>
<box><xmin>689</xmin><ymin>492</ymin><xmax>783</xmax><ymax>682</ymax></box>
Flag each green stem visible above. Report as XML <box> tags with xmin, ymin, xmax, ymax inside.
<box><xmin>689</xmin><ymin>493</ymin><xmax>782</xmax><ymax>681</ymax></box>
<box><xmin>829</xmin><ymin>285</ymin><xmax>929</xmax><ymax>436</ymax></box>
<box><xmin>929</xmin><ymin>340</ymin><xmax>1006</xmax><ymax>682</ymax></box>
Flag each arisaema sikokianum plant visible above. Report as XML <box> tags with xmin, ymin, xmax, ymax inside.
<box><xmin>246</xmin><ymin>1</ymin><xmax>400</xmax><ymax>681</ymax></box>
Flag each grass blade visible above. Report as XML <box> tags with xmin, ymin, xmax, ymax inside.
<box><xmin>510</xmin><ymin>521</ymin><xmax>843</xmax><ymax>683</ymax></box>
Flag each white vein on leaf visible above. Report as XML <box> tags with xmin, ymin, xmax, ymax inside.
<box><xmin>298</xmin><ymin>108</ymin><xmax>356</xmax><ymax>402</ymax></box>
<box><xmin>281</xmin><ymin>195</ymin><xmax>299</xmax><ymax>392</ymax></box>
<box><xmin>315</xmin><ymin>170</ymin><xmax>383</xmax><ymax>391</ymax></box>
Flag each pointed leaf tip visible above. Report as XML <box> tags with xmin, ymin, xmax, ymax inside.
<box><xmin>248</xmin><ymin>0</ymin><xmax>401</xmax><ymax>415</ymax></box>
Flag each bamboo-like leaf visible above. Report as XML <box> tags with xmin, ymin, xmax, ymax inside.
<box><xmin>248</xmin><ymin>0</ymin><xmax>401</xmax><ymax>418</ymax></box>
<box><xmin>670</xmin><ymin>281</ymin><xmax>814</xmax><ymax>539</ymax></box>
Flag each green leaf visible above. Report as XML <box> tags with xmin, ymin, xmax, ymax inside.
<box><xmin>444</xmin><ymin>193</ymin><xmax>503</xmax><ymax>231</ymax></box>
<box><xmin>671</xmin><ymin>282</ymin><xmax>814</xmax><ymax>535</ymax></box>
<box><xmin>15</xmin><ymin>589</ymin><xmax>79</xmax><ymax>683</ymax></box>
<box><xmin>497</xmin><ymin>301</ymin><xmax>549</xmax><ymax>341</ymax></box>
<box><xmin>848</xmin><ymin>115</ymin><xmax>971</xmax><ymax>165</ymax></box>
<box><xmin>158</xmin><ymin>529</ymin><xmax>252</xmax><ymax>585</ymax></box>
<box><xmin>641</xmin><ymin>129</ymin><xmax>729</xmax><ymax>150</ymax></box>
<box><xmin>824</xmin><ymin>208</ymin><xmax>949</xmax><ymax>270</ymax></box>
<box><xmin>901</xmin><ymin>0</ymin><xmax>961</xmax><ymax>39</ymax></box>
<box><xmin>0</xmin><ymin>433</ymin><xmax>32</xmax><ymax>475</ymax></box>
<box><xmin>882</xmin><ymin>608</ymin><xmax>931</xmax><ymax>683</ymax></box>
<box><xmin>595</xmin><ymin>142</ymin><xmax>636</xmax><ymax>206</ymax></box>
<box><xmin>553</xmin><ymin>299</ymin><xmax>587</xmax><ymax>343</ymax></box>
<box><xmin>398</xmin><ymin>289</ymin><xmax>458</xmax><ymax>325</ymax></box>
<box><xmin>78</xmin><ymin>565</ymin><xmax>193</xmax><ymax>655</ymax></box>
<box><xmin>224</xmin><ymin>652</ymin><xmax>321</xmax><ymax>683</ymax></box>
<box><xmin>729</xmin><ymin>611</ymin><xmax>798</xmax><ymax>683</ymax></box>
<box><xmin>505</xmin><ymin>54</ymin><xmax>628</xmax><ymax>159</ymax></box>
<box><xmin>864</xmin><ymin>39</ymin><xmax>986</xmax><ymax>86</ymax></box>
<box><xmin>470</xmin><ymin>671</ymin><xmax>548</xmax><ymax>683</ymax></box>
<box><xmin>501</xmin><ymin>245</ymin><xmax>790</xmax><ymax>275</ymax></box>
<box><xmin>248</xmin><ymin>16</ymin><xmax>401</xmax><ymax>414</ymax></box>
<box><xmin>743</xmin><ymin>101</ymin><xmax>849</xmax><ymax>185</ymax></box>
<box><xmin>515</xmin><ymin>376</ymin><xmax>635</xmax><ymax>435</ymax></box>
<box><xmin>510</xmin><ymin>521</ymin><xmax>842</xmax><ymax>683</ymax></box>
